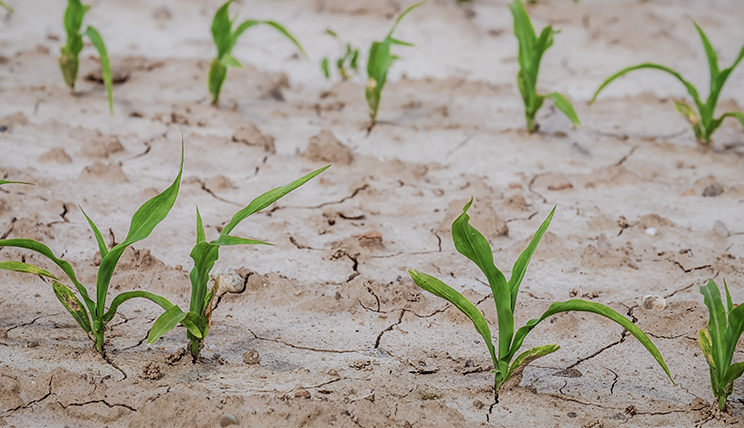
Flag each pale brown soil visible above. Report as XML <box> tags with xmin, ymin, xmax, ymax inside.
<box><xmin>2</xmin><ymin>0</ymin><xmax>744</xmax><ymax>427</ymax></box>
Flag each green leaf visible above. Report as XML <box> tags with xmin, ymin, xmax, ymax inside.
<box><xmin>721</xmin><ymin>361</ymin><xmax>744</xmax><ymax>396</ymax></box>
<box><xmin>0</xmin><ymin>180</ymin><xmax>32</xmax><ymax>186</ymax></box>
<box><xmin>0</xmin><ymin>261</ymin><xmax>58</xmax><ymax>280</ymax></box>
<box><xmin>590</xmin><ymin>63</ymin><xmax>704</xmax><ymax>115</ymax></box>
<box><xmin>211</xmin><ymin>0</ymin><xmax>235</xmax><ymax>58</ymax></box>
<box><xmin>701</xmin><ymin>279</ymin><xmax>728</xmax><ymax>374</ymax></box>
<box><xmin>195</xmin><ymin>207</ymin><xmax>206</xmax><ymax>244</ymax></box>
<box><xmin>546</xmin><ymin>93</ymin><xmax>580</xmax><ymax>128</ymax></box>
<box><xmin>504</xmin><ymin>343</ymin><xmax>560</xmax><ymax>385</ymax></box>
<box><xmin>711</xmin><ymin>111</ymin><xmax>744</xmax><ymax>137</ymax></box>
<box><xmin>0</xmin><ymin>238</ymin><xmax>92</xmax><ymax>311</ymax></box>
<box><xmin>389</xmin><ymin>38</ymin><xmax>414</xmax><ymax>47</ymax></box>
<box><xmin>221</xmin><ymin>165</ymin><xmax>329</xmax><ymax>237</ymax></box>
<box><xmin>220</xmin><ymin>54</ymin><xmax>242</xmax><ymax>68</ymax></box>
<box><xmin>52</xmin><ymin>281</ymin><xmax>92</xmax><ymax>335</ymax></box>
<box><xmin>0</xmin><ymin>1</ymin><xmax>14</xmax><ymax>13</ymax></box>
<box><xmin>261</xmin><ymin>21</ymin><xmax>306</xmax><ymax>57</ymax></box>
<box><xmin>698</xmin><ymin>328</ymin><xmax>716</xmax><ymax>370</ymax></box>
<box><xmin>451</xmin><ymin>200</ymin><xmax>513</xmax><ymax>359</ymax></box>
<box><xmin>692</xmin><ymin>20</ymin><xmax>720</xmax><ymax>80</ymax></box>
<box><xmin>101</xmin><ymin>290</ymin><xmax>174</xmax><ymax>324</ymax></box>
<box><xmin>80</xmin><ymin>207</ymin><xmax>108</xmax><ymax>258</ymax></box>
<box><xmin>84</xmin><ymin>26</ymin><xmax>114</xmax><ymax>116</ymax></box>
<box><xmin>508</xmin><ymin>300</ymin><xmax>673</xmax><ymax>383</ymax></box>
<box><xmin>509</xmin><ymin>0</ymin><xmax>537</xmax><ymax>75</ymax></box>
<box><xmin>409</xmin><ymin>269</ymin><xmax>497</xmax><ymax>368</ymax></box>
<box><xmin>321</xmin><ymin>58</ymin><xmax>330</xmax><ymax>79</ymax></box>
<box><xmin>208</xmin><ymin>58</ymin><xmax>228</xmax><ymax>104</ymax></box>
<box><xmin>211</xmin><ymin>235</ymin><xmax>272</xmax><ymax>247</ymax></box>
<box><xmin>385</xmin><ymin>1</ymin><xmax>427</xmax><ymax>40</ymax></box>
<box><xmin>148</xmin><ymin>305</ymin><xmax>202</xmax><ymax>344</ymax></box>
<box><xmin>95</xmin><ymin>144</ymin><xmax>183</xmax><ymax>318</ymax></box>
<box><xmin>507</xmin><ymin>207</ymin><xmax>554</xmax><ymax>311</ymax></box>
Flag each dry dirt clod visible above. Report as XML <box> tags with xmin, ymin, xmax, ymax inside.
<box><xmin>303</xmin><ymin>130</ymin><xmax>353</xmax><ymax>165</ymax></box>
<box><xmin>713</xmin><ymin>220</ymin><xmax>730</xmax><ymax>238</ymax></box>
<box><xmin>232</xmin><ymin>124</ymin><xmax>276</xmax><ymax>154</ymax></box>
<box><xmin>642</xmin><ymin>295</ymin><xmax>667</xmax><ymax>310</ymax></box>
<box><xmin>220</xmin><ymin>413</ymin><xmax>238</xmax><ymax>427</ymax></box>
<box><xmin>702</xmin><ymin>182</ymin><xmax>724</xmax><ymax>197</ymax></box>
<box><xmin>140</xmin><ymin>362</ymin><xmax>163</xmax><ymax>380</ymax></box>
<box><xmin>210</xmin><ymin>268</ymin><xmax>245</xmax><ymax>295</ymax></box>
<box><xmin>294</xmin><ymin>386</ymin><xmax>311</xmax><ymax>399</ymax></box>
<box><xmin>242</xmin><ymin>349</ymin><xmax>261</xmax><ymax>365</ymax></box>
<box><xmin>39</xmin><ymin>148</ymin><xmax>72</xmax><ymax>164</ymax></box>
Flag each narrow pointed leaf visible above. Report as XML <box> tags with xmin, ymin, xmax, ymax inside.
<box><xmin>698</xmin><ymin>328</ymin><xmax>716</xmax><ymax>370</ymax></box>
<box><xmin>504</xmin><ymin>343</ymin><xmax>560</xmax><ymax>384</ymax></box>
<box><xmin>102</xmin><ymin>291</ymin><xmax>174</xmax><ymax>324</ymax></box>
<box><xmin>221</xmin><ymin>165</ymin><xmax>329</xmax><ymax>236</ymax></box>
<box><xmin>546</xmin><ymin>93</ymin><xmax>580</xmax><ymax>128</ymax></box>
<box><xmin>508</xmin><ymin>207</ymin><xmax>554</xmax><ymax>311</ymax></box>
<box><xmin>0</xmin><ymin>238</ymin><xmax>92</xmax><ymax>311</ymax></box>
<box><xmin>386</xmin><ymin>1</ymin><xmax>427</xmax><ymax>40</ymax></box>
<box><xmin>211</xmin><ymin>0</ymin><xmax>234</xmax><ymax>58</ymax></box>
<box><xmin>84</xmin><ymin>26</ymin><xmax>114</xmax><ymax>116</ymax></box>
<box><xmin>409</xmin><ymin>269</ymin><xmax>497</xmax><ymax>367</ymax></box>
<box><xmin>0</xmin><ymin>1</ymin><xmax>14</xmax><ymax>13</ymax></box>
<box><xmin>692</xmin><ymin>20</ymin><xmax>720</xmax><ymax>79</ymax></box>
<box><xmin>508</xmin><ymin>300</ymin><xmax>673</xmax><ymax>382</ymax></box>
<box><xmin>220</xmin><ymin>54</ymin><xmax>242</xmax><ymax>68</ymax></box>
<box><xmin>52</xmin><ymin>281</ymin><xmax>92</xmax><ymax>334</ymax></box>
<box><xmin>211</xmin><ymin>235</ymin><xmax>272</xmax><ymax>247</ymax></box>
<box><xmin>147</xmin><ymin>305</ymin><xmax>202</xmax><ymax>344</ymax></box>
<box><xmin>262</xmin><ymin>21</ymin><xmax>306</xmax><ymax>57</ymax></box>
<box><xmin>321</xmin><ymin>58</ymin><xmax>330</xmax><ymax>79</ymax></box>
<box><xmin>0</xmin><ymin>180</ymin><xmax>32</xmax><ymax>186</ymax></box>
<box><xmin>80</xmin><ymin>207</ymin><xmax>108</xmax><ymax>258</ymax></box>
<box><xmin>0</xmin><ymin>261</ymin><xmax>58</xmax><ymax>280</ymax></box>
<box><xmin>700</xmin><ymin>279</ymin><xmax>728</xmax><ymax>372</ymax></box>
<box><xmin>195</xmin><ymin>207</ymin><xmax>206</xmax><ymax>244</ymax></box>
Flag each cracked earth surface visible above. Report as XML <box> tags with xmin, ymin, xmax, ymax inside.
<box><xmin>2</xmin><ymin>0</ymin><xmax>744</xmax><ymax>426</ymax></box>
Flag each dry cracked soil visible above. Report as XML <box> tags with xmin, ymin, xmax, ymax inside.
<box><xmin>2</xmin><ymin>0</ymin><xmax>744</xmax><ymax>427</ymax></box>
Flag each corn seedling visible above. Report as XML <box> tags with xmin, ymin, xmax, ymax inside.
<box><xmin>321</xmin><ymin>29</ymin><xmax>360</xmax><ymax>81</ymax></box>
<box><xmin>208</xmin><ymin>0</ymin><xmax>305</xmax><ymax>105</ymax></box>
<box><xmin>365</xmin><ymin>1</ymin><xmax>426</xmax><ymax>130</ymax></box>
<box><xmin>147</xmin><ymin>165</ymin><xmax>329</xmax><ymax>360</ymax></box>
<box><xmin>698</xmin><ymin>279</ymin><xmax>744</xmax><ymax>410</ymax></box>
<box><xmin>509</xmin><ymin>0</ymin><xmax>580</xmax><ymax>133</ymax></box>
<box><xmin>591</xmin><ymin>21</ymin><xmax>744</xmax><ymax>146</ymax></box>
<box><xmin>59</xmin><ymin>0</ymin><xmax>114</xmax><ymax>115</ymax></box>
<box><xmin>0</xmin><ymin>147</ymin><xmax>184</xmax><ymax>354</ymax></box>
<box><xmin>408</xmin><ymin>200</ymin><xmax>672</xmax><ymax>398</ymax></box>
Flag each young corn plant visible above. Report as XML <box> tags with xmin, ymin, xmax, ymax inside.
<box><xmin>0</xmin><ymin>148</ymin><xmax>184</xmax><ymax>354</ymax></box>
<box><xmin>509</xmin><ymin>0</ymin><xmax>580</xmax><ymax>133</ymax></box>
<box><xmin>59</xmin><ymin>0</ymin><xmax>114</xmax><ymax>115</ymax></box>
<box><xmin>147</xmin><ymin>165</ymin><xmax>329</xmax><ymax>361</ymax></box>
<box><xmin>208</xmin><ymin>0</ymin><xmax>305</xmax><ymax>105</ymax></box>
<box><xmin>408</xmin><ymin>200</ymin><xmax>673</xmax><ymax>398</ymax></box>
<box><xmin>698</xmin><ymin>279</ymin><xmax>744</xmax><ymax>410</ymax></box>
<box><xmin>321</xmin><ymin>29</ymin><xmax>360</xmax><ymax>81</ymax></box>
<box><xmin>591</xmin><ymin>21</ymin><xmax>744</xmax><ymax>146</ymax></box>
<box><xmin>365</xmin><ymin>1</ymin><xmax>426</xmax><ymax>131</ymax></box>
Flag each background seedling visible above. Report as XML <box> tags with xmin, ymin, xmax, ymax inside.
<box><xmin>0</xmin><ymin>1</ymin><xmax>13</xmax><ymax>13</ymax></box>
<box><xmin>321</xmin><ymin>29</ymin><xmax>360</xmax><ymax>81</ymax></box>
<box><xmin>698</xmin><ymin>279</ymin><xmax>744</xmax><ymax>410</ymax></box>
<box><xmin>365</xmin><ymin>1</ymin><xmax>426</xmax><ymax>131</ymax></box>
<box><xmin>208</xmin><ymin>0</ymin><xmax>305</xmax><ymax>105</ymax></box>
<box><xmin>0</xmin><ymin>148</ymin><xmax>184</xmax><ymax>354</ymax></box>
<box><xmin>147</xmin><ymin>165</ymin><xmax>329</xmax><ymax>361</ymax></box>
<box><xmin>408</xmin><ymin>200</ymin><xmax>672</xmax><ymax>398</ymax></box>
<box><xmin>509</xmin><ymin>0</ymin><xmax>580</xmax><ymax>133</ymax></box>
<box><xmin>59</xmin><ymin>0</ymin><xmax>114</xmax><ymax>115</ymax></box>
<box><xmin>0</xmin><ymin>180</ymin><xmax>31</xmax><ymax>186</ymax></box>
<box><xmin>591</xmin><ymin>20</ymin><xmax>744</xmax><ymax>146</ymax></box>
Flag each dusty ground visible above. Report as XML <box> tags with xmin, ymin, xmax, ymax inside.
<box><xmin>2</xmin><ymin>0</ymin><xmax>744</xmax><ymax>426</ymax></box>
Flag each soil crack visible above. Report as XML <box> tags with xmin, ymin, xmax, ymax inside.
<box><xmin>246</xmin><ymin>328</ymin><xmax>357</xmax><ymax>354</ymax></box>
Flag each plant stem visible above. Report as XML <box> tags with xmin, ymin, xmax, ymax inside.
<box><xmin>190</xmin><ymin>338</ymin><xmax>200</xmax><ymax>360</ymax></box>
<box><xmin>718</xmin><ymin>395</ymin><xmax>726</xmax><ymax>410</ymax></box>
<box><xmin>93</xmin><ymin>329</ymin><xmax>105</xmax><ymax>354</ymax></box>
<box><xmin>526</xmin><ymin>115</ymin><xmax>538</xmax><ymax>133</ymax></box>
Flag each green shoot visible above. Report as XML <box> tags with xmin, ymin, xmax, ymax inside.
<box><xmin>0</xmin><ymin>1</ymin><xmax>13</xmax><ymax>13</ymax></box>
<box><xmin>321</xmin><ymin>29</ymin><xmax>360</xmax><ymax>81</ymax></box>
<box><xmin>698</xmin><ymin>279</ymin><xmax>744</xmax><ymax>410</ymax></box>
<box><xmin>591</xmin><ymin>21</ymin><xmax>744</xmax><ymax>146</ymax></box>
<box><xmin>147</xmin><ymin>165</ymin><xmax>330</xmax><ymax>360</ymax></box>
<box><xmin>508</xmin><ymin>0</ymin><xmax>580</xmax><ymax>132</ymax></box>
<box><xmin>208</xmin><ymin>0</ymin><xmax>305</xmax><ymax>105</ymax></box>
<box><xmin>408</xmin><ymin>200</ymin><xmax>672</xmax><ymax>398</ymax></box>
<box><xmin>365</xmin><ymin>1</ymin><xmax>426</xmax><ymax>130</ymax></box>
<box><xmin>0</xmin><ymin>146</ymin><xmax>185</xmax><ymax>354</ymax></box>
<box><xmin>59</xmin><ymin>0</ymin><xmax>114</xmax><ymax>115</ymax></box>
<box><xmin>0</xmin><ymin>180</ymin><xmax>32</xmax><ymax>186</ymax></box>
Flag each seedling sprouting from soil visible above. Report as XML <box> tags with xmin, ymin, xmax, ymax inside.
<box><xmin>0</xmin><ymin>147</ymin><xmax>184</xmax><ymax>354</ymax></box>
<box><xmin>147</xmin><ymin>165</ymin><xmax>329</xmax><ymax>361</ymax></box>
<box><xmin>208</xmin><ymin>0</ymin><xmax>305</xmax><ymax>105</ymax></box>
<box><xmin>591</xmin><ymin>21</ymin><xmax>744</xmax><ymax>146</ymax></box>
<box><xmin>698</xmin><ymin>279</ymin><xmax>744</xmax><ymax>410</ymax></box>
<box><xmin>509</xmin><ymin>0</ymin><xmax>580</xmax><ymax>132</ymax></box>
<box><xmin>365</xmin><ymin>1</ymin><xmax>426</xmax><ymax>131</ymax></box>
<box><xmin>321</xmin><ymin>29</ymin><xmax>360</xmax><ymax>81</ymax></box>
<box><xmin>59</xmin><ymin>0</ymin><xmax>114</xmax><ymax>115</ymax></box>
<box><xmin>408</xmin><ymin>200</ymin><xmax>672</xmax><ymax>398</ymax></box>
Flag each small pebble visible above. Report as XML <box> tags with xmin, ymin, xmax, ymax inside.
<box><xmin>642</xmin><ymin>295</ymin><xmax>667</xmax><ymax>310</ymax></box>
<box><xmin>645</xmin><ymin>227</ymin><xmax>656</xmax><ymax>236</ymax></box>
<box><xmin>220</xmin><ymin>413</ymin><xmax>238</xmax><ymax>427</ymax></box>
<box><xmin>243</xmin><ymin>349</ymin><xmax>261</xmax><ymax>365</ymax></box>
<box><xmin>567</xmin><ymin>412</ymin><xmax>577</xmax><ymax>418</ymax></box>
<box><xmin>702</xmin><ymin>182</ymin><xmax>724</xmax><ymax>197</ymax></box>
